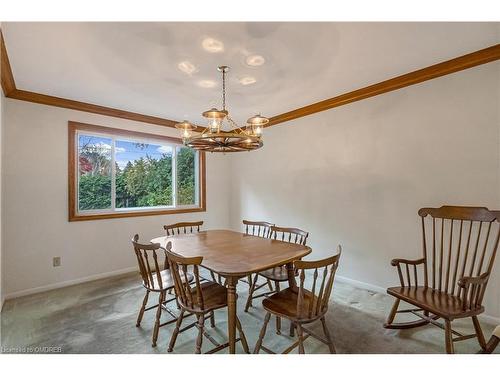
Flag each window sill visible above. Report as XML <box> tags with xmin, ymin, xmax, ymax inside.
<box><xmin>69</xmin><ymin>206</ymin><xmax>206</xmax><ymax>222</ymax></box>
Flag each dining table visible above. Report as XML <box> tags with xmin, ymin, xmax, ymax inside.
<box><xmin>151</xmin><ymin>229</ymin><xmax>311</xmax><ymax>354</ymax></box>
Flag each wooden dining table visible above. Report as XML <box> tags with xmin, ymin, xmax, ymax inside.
<box><xmin>151</xmin><ymin>229</ymin><xmax>311</xmax><ymax>354</ymax></box>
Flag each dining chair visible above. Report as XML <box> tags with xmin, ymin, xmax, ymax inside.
<box><xmin>244</xmin><ymin>225</ymin><xmax>309</xmax><ymax>335</ymax></box>
<box><xmin>165</xmin><ymin>241</ymin><xmax>250</xmax><ymax>354</ymax></box>
<box><xmin>164</xmin><ymin>221</ymin><xmax>217</xmax><ymax>282</ymax></box>
<box><xmin>254</xmin><ymin>247</ymin><xmax>342</xmax><ymax>354</ymax></box>
<box><xmin>243</xmin><ymin>220</ymin><xmax>274</xmax><ymax>238</ymax></box>
<box><xmin>384</xmin><ymin>206</ymin><xmax>500</xmax><ymax>354</ymax></box>
<box><xmin>242</xmin><ymin>220</ymin><xmax>275</xmax><ymax>287</ymax></box>
<box><xmin>132</xmin><ymin>234</ymin><xmax>193</xmax><ymax>347</ymax></box>
<box><xmin>164</xmin><ymin>221</ymin><xmax>204</xmax><ymax>236</ymax></box>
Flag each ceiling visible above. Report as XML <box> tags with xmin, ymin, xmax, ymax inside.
<box><xmin>3</xmin><ymin>22</ymin><xmax>499</xmax><ymax>125</ymax></box>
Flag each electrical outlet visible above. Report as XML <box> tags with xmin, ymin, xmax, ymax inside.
<box><xmin>53</xmin><ymin>257</ymin><xmax>61</xmax><ymax>267</ymax></box>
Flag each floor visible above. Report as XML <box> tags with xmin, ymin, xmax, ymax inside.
<box><xmin>1</xmin><ymin>271</ymin><xmax>498</xmax><ymax>354</ymax></box>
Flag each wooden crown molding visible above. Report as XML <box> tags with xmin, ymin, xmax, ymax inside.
<box><xmin>0</xmin><ymin>28</ymin><xmax>204</xmax><ymax>131</ymax></box>
<box><xmin>1</xmin><ymin>29</ymin><xmax>16</xmax><ymax>96</ymax></box>
<box><xmin>2</xmin><ymin>25</ymin><xmax>499</xmax><ymax>131</ymax></box>
<box><xmin>267</xmin><ymin>44</ymin><xmax>500</xmax><ymax>127</ymax></box>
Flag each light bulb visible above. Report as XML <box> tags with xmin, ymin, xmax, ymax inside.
<box><xmin>209</xmin><ymin>118</ymin><xmax>221</xmax><ymax>133</ymax></box>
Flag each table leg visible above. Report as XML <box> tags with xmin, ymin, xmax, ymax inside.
<box><xmin>227</xmin><ymin>276</ymin><xmax>238</xmax><ymax>354</ymax></box>
<box><xmin>286</xmin><ymin>262</ymin><xmax>297</xmax><ymax>290</ymax></box>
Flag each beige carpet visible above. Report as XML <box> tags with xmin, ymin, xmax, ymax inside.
<box><xmin>1</xmin><ymin>271</ymin><xmax>498</xmax><ymax>354</ymax></box>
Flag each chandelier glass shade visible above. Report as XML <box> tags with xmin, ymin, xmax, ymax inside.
<box><xmin>175</xmin><ymin>66</ymin><xmax>268</xmax><ymax>152</ymax></box>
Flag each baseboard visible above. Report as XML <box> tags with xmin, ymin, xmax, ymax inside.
<box><xmin>336</xmin><ymin>275</ymin><xmax>387</xmax><ymax>295</ymax></box>
<box><xmin>4</xmin><ymin>266</ymin><xmax>138</xmax><ymax>301</ymax></box>
<box><xmin>335</xmin><ymin>274</ymin><xmax>500</xmax><ymax>325</ymax></box>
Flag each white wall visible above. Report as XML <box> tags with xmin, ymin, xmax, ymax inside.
<box><xmin>229</xmin><ymin>62</ymin><xmax>500</xmax><ymax>319</ymax></box>
<box><xmin>2</xmin><ymin>62</ymin><xmax>500</xmax><ymax>320</ymax></box>
<box><xmin>2</xmin><ymin>100</ymin><xmax>231</xmax><ymax>297</ymax></box>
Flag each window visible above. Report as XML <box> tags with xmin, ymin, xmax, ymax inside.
<box><xmin>69</xmin><ymin>122</ymin><xmax>205</xmax><ymax>221</ymax></box>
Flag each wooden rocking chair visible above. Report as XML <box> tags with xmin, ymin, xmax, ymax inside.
<box><xmin>384</xmin><ymin>206</ymin><xmax>500</xmax><ymax>354</ymax></box>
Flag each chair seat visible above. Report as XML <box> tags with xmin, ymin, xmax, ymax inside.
<box><xmin>387</xmin><ymin>286</ymin><xmax>484</xmax><ymax>319</ymax></box>
<box><xmin>145</xmin><ymin>269</ymin><xmax>194</xmax><ymax>291</ymax></box>
<box><xmin>184</xmin><ymin>281</ymin><xmax>228</xmax><ymax>312</ymax></box>
<box><xmin>262</xmin><ymin>288</ymin><xmax>320</xmax><ymax>322</ymax></box>
<box><xmin>259</xmin><ymin>266</ymin><xmax>289</xmax><ymax>281</ymax></box>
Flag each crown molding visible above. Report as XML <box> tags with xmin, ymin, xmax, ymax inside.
<box><xmin>7</xmin><ymin>88</ymin><xmax>182</xmax><ymax>128</ymax></box>
<box><xmin>2</xmin><ymin>26</ymin><xmax>499</xmax><ymax>131</ymax></box>
<box><xmin>0</xmin><ymin>28</ymin><xmax>204</xmax><ymax>131</ymax></box>
<box><xmin>267</xmin><ymin>44</ymin><xmax>500</xmax><ymax>127</ymax></box>
<box><xmin>1</xmin><ymin>29</ymin><xmax>16</xmax><ymax>96</ymax></box>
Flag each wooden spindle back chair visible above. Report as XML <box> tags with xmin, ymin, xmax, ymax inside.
<box><xmin>244</xmin><ymin>225</ymin><xmax>310</xmax><ymax>337</ymax></box>
<box><xmin>270</xmin><ymin>225</ymin><xmax>309</xmax><ymax>245</ymax></box>
<box><xmin>295</xmin><ymin>254</ymin><xmax>341</xmax><ymax>322</ymax></box>
<box><xmin>164</xmin><ymin>221</ymin><xmax>204</xmax><ymax>236</ymax></box>
<box><xmin>164</xmin><ymin>220</ymin><xmax>217</xmax><ymax>282</ymax></box>
<box><xmin>133</xmin><ymin>234</ymin><xmax>168</xmax><ymax>290</ymax></box>
<box><xmin>241</xmin><ymin>220</ymin><xmax>275</xmax><ymax>287</ymax></box>
<box><xmin>254</xmin><ymin>247</ymin><xmax>342</xmax><ymax>354</ymax></box>
<box><xmin>165</xmin><ymin>242</ymin><xmax>249</xmax><ymax>354</ymax></box>
<box><xmin>384</xmin><ymin>206</ymin><xmax>500</xmax><ymax>354</ymax></box>
<box><xmin>132</xmin><ymin>234</ymin><xmax>185</xmax><ymax>347</ymax></box>
<box><xmin>166</xmin><ymin>248</ymin><xmax>205</xmax><ymax>313</ymax></box>
<box><xmin>243</xmin><ymin>220</ymin><xmax>274</xmax><ymax>238</ymax></box>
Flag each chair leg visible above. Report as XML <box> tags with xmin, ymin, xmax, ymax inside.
<box><xmin>245</xmin><ymin>274</ymin><xmax>259</xmax><ymax>312</ymax></box>
<box><xmin>296</xmin><ymin>324</ymin><xmax>305</xmax><ymax>354</ymax></box>
<box><xmin>247</xmin><ymin>275</ymin><xmax>253</xmax><ymax>288</ymax></box>
<box><xmin>210</xmin><ymin>310</ymin><xmax>216</xmax><ymax>328</ymax></box>
<box><xmin>236</xmin><ymin>317</ymin><xmax>250</xmax><ymax>354</ymax></box>
<box><xmin>152</xmin><ymin>291</ymin><xmax>164</xmax><ymax>347</ymax></box>
<box><xmin>481</xmin><ymin>335</ymin><xmax>500</xmax><ymax>354</ymax></box>
<box><xmin>444</xmin><ymin>320</ymin><xmax>455</xmax><ymax>354</ymax></box>
<box><xmin>472</xmin><ymin>316</ymin><xmax>487</xmax><ymax>350</ymax></box>
<box><xmin>253</xmin><ymin>312</ymin><xmax>271</xmax><ymax>354</ymax></box>
<box><xmin>320</xmin><ymin>316</ymin><xmax>336</xmax><ymax>354</ymax></box>
<box><xmin>168</xmin><ymin>308</ymin><xmax>185</xmax><ymax>352</ymax></box>
<box><xmin>136</xmin><ymin>290</ymin><xmax>150</xmax><ymax>327</ymax></box>
<box><xmin>383</xmin><ymin>298</ymin><xmax>400</xmax><ymax>328</ymax></box>
<box><xmin>267</xmin><ymin>280</ymin><xmax>274</xmax><ymax>291</ymax></box>
<box><xmin>290</xmin><ymin>322</ymin><xmax>295</xmax><ymax>337</ymax></box>
<box><xmin>274</xmin><ymin>282</ymin><xmax>281</xmax><ymax>334</ymax></box>
<box><xmin>210</xmin><ymin>270</ymin><xmax>217</xmax><ymax>282</ymax></box>
<box><xmin>195</xmin><ymin>314</ymin><xmax>205</xmax><ymax>354</ymax></box>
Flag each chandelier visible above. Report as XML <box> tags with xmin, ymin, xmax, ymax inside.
<box><xmin>175</xmin><ymin>66</ymin><xmax>269</xmax><ymax>152</ymax></box>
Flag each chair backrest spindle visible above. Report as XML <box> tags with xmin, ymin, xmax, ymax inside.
<box><xmin>270</xmin><ymin>226</ymin><xmax>309</xmax><ymax>246</ymax></box>
<box><xmin>131</xmin><ymin>234</ymin><xmax>166</xmax><ymax>291</ymax></box>
<box><xmin>418</xmin><ymin>206</ymin><xmax>500</xmax><ymax>301</ymax></box>
<box><xmin>243</xmin><ymin>220</ymin><xmax>274</xmax><ymax>238</ymax></box>
<box><xmin>294</xmin><ymin>246</ymin><xmax>341</xmax><ymax>321</ymax></box>
<box><xmin>164</xmin><ymin>221</ymin><xmax>204</xmax><ymax>237</ymax></box>
<box><xmin>165</xmin><ymin>242</ymin><xmax>206</xmax><ymax>312</ymax></box>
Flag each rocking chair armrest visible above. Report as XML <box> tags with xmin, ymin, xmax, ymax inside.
<box><xmin>390</xmin><ymin>258</ymin><xmax>425</xmax><ymax>267</ymax></box>
<box><xmin>457</xmin><ymin>273</ymin><xmax>489</xmax><ymax>289</ymax></box>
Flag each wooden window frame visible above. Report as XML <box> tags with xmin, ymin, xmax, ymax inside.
<box><xmin>68</xmin><ymin>121</ymin><xmax>206</xmax><ymax>222</ymax></box>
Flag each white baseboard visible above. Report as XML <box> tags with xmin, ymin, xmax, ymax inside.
<box><xmin>336</xmin><ymin>275</ymin><xmax>387</xmax><ymax>295</ymax></box>
<box><xmin>335</xmin><ymin>275</ymin><xmax>500</xmax><ymax>325</ymax></box>
<box><xmin>4</xmin><ymin>266</ymin><xmax>138</xmax><ymax>301</ymax></box>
